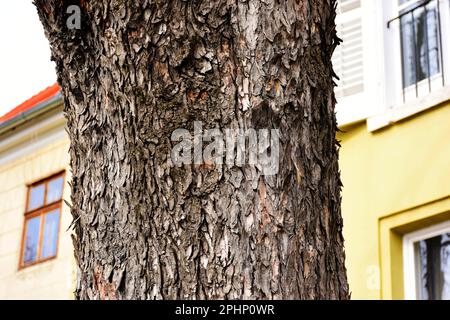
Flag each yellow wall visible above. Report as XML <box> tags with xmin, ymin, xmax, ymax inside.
<box><xmin>338</xmin><ymin>102</ymin><xmax>450</xmax><ymax>299</ymax></box>
<box><xmin>0</xmin><ymin>136</ymin><xmax>74</xmax><ymax>299</ymax></box>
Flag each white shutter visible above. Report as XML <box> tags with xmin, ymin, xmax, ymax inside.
<box><xmin>333</xmin><ymin>0</ymin><xmax>364</xmax><ymax>99</ymax></box>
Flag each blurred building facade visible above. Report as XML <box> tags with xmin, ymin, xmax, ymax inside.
<box><xmin>0</xmin><ymin>84</ymin><xmax>75</xmax><ymax>299</ymax></box>
<box><xmin>0</xmin><ymin>0</ymin><xmax>449</xmax><ymax>300</ymax></box>
<box><xmin>335</xmin><ymin>0</ymin><xmax>450</xmax><ymax>299</ymax></box>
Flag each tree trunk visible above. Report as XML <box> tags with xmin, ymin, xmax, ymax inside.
<box><xmin>35</xmin><ymin>0</ymin><xmax>349</xmax><ymax>299</ymax></box>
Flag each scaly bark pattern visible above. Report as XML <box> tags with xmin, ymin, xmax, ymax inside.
<box><xmin>35</xmin><ymin>0</ymin><xmax>349</xmax><ymax>299</ymax></box>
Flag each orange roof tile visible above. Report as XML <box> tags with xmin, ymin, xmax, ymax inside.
<box><xmin>0</xmin><ymin>83</ymin><xmax>61</xmax><ymax>124</ymax></box>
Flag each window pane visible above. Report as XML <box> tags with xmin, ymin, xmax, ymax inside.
<box><xmin>40</xmin><ymin>209</ymin><xmax>60</xmax><ymax>259</ymax></box>
<box><xmin>46</xmin><ymin>176</ymin><xmax>64</xmax><ymax>204</ymax></box>
<box><xmin>401</xmin><ymin>14</ymin><xmax>416</xmax><ymax>87</ymax></box>
<box><xmin>399</xmin><ymin>1</ymin><xmax>440</xmax><ymax>88</ymax></box>
<box><xmin>28</xmin><ymin>184</ymin><xmax>45</xmax><ymax>211</ymax></box>
<box><xmin>23</xmin><ymin>216</ymin><xmax>41</xmax><ymax>264</ymax></box>
<box><xmin>399</xmin><ymin>0</ymin><xmax>413</xmax><ymax>6</ymax></box>
<box><xmin>414</xmin><ymin>232</ymin><xmax>450</xmax><ymax>300</ymax></box>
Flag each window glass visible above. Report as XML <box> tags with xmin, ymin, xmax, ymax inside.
<box><xmin>23</xmin><ymin>216</ymin><xmax>41</xmax><ymax>264</ymax></box>
<box><xmin>21</xmin><ymin>173</ymin><xmax>64</xmax><ymax>268</ymax></box>
<box><xmin>28</xmin><ymin>184</ymin><xmax>45</xmax><ymax>211</ymax></box>
<box><xmin>46</xmin><ymin>176</ymin><xmax>64</xmax><ymax>204</ymax></box>
<box><xmin>40</xmin><ymin>209</ymin><xmax>60</xmax><ymax>259</ymax></box>
<box><xmin>414</xmin><ymin>233</ymin><xmax>450</xmax><ymax>300</ymax></box>
<box><xmin>399</xmin><ymin>0</ymin><xmax>440</xmax><ymax>88</ymax></box>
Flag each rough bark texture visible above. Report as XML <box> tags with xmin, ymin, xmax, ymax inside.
<box><xmin>35</xmin><ymin>0</ymin><xmax>349</xmax><ymax>299</ymax></box>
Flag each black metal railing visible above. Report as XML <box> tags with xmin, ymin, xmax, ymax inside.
<box><xmin>388</xmin><ymin>0</ymin><xmax>445</xmax><ymax>102</ymax></box>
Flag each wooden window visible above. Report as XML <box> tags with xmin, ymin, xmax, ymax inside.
<box><xmin>19</xmin><ymin>172</ymin><xmax>65</xmax><ymax>268</ymax></box>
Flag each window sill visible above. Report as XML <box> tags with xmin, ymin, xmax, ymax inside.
<box><xmin>336</xmin><ymin>91</ymin><xmax>375</xmax><ymax>128</ymax></box>
<box><xmin>18</xmin><ymin>255</ymin><xmax>58</xmax><ymax>271</ymax></box>
<box><xmin>367</xmin><ymin>86</ymin><xmax>450</xmax><ymax>132</ymax></box>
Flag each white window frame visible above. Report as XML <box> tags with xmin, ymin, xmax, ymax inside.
<box><xmin>403</xmin><ymin>220</ymin><xmax>450</xmax><ymax>300</ymax></box>
<box><xmin>394</xmin><ymin>0</ymin><xmax>449</xmax><ymax>102</ymax></box>
<box><xmin>369</xmin><ymin>0</ymin><xmax>450</xmax><ymax>131</ymax></box>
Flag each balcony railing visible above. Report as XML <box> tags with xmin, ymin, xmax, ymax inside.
<box><xmin>388</xmin><ymin>0</ymin><xmax>445</xmax><ymax>102</ymax></box>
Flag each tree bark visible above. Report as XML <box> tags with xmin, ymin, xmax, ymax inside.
<box><xmin>35</xmin><ymin>0</ymin><xmax>349</xmax><ymax>299</ymax></box>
